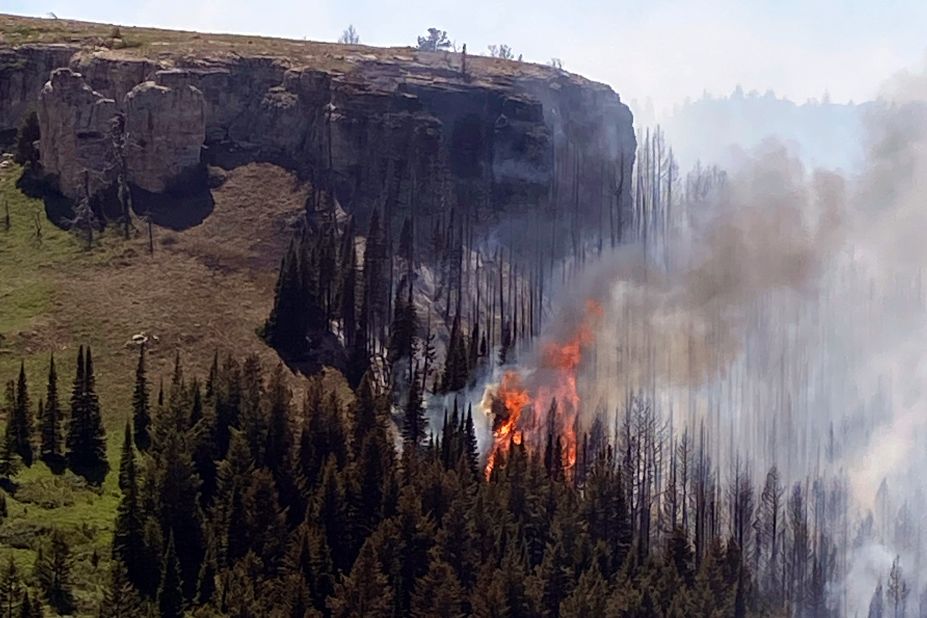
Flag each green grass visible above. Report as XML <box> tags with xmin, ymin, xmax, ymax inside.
<box><xmin>0</xmin><ymin>168</ymin><xmax>124</xmax><ymax>613</ymax></box>
<box><xmin>0</xmin><ymin>170</ymin><xmax>75</xmax><ymax>336</ymax></box>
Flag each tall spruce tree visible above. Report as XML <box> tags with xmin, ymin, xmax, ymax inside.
<box><xmin>402</xmin><ymin>364</ymin><xmax>427</xmax><ymax>448</ymax></box>
<box><xmin>66</xmin><ymin>346</ymin><xmax>107</xmax><ymax>478</ymax></box>
<box><xmin>34</xmin><ymin>529</ymin><xmax>75</xmax><ymax>615</ymax></box>
<box><xmin>132</xmin><ymin>344</ymin><xmax>151</xmax><ymax>451</ymax></box>
<box><xmin>113</xmin><ymin>421</ymin><xmax>155</xmax><ymax>595</ymax></box>
<box><xmin>0</xmin><ymin>555</ymin><xmax>21</xmax><ymax>618</ymax></box>
<box><xmin>327</xmin><ymin>540</ymin><xmax>393</xmax><ymax>618</ymax></box>
<box><xmin>441</xmin><ymin>313</ymin><xmax>470</xmax><ymax>392</ymax></box>
<box><xmin>6</xmin><ymin>362</ymin><xmax>34</xmax><ymax>466</ymax></box>
<box><xmin>264</xmin><ymin>239</ymin><xmax>308</xmax><ymax>357</ymax></box>
<box><xmin>157</xmin><ymin>534</ymin><xmax>184</xmax><ymax>618</ymax></box>
<box><xmin>39</xmin><ymin>354</ymin><xmax>62</xmax><ymax>465</ymax></box>
<box><xmin>99</xmin><ymin>559</ymin><xmax>144</xmax><ymax>618</ymax></box>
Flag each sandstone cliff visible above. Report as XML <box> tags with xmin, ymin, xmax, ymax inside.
<box><xmin>0</xmin><ymin>15</ymin><xmax>635</xmax><ymax>251</ymax></box>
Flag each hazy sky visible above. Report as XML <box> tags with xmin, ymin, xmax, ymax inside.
<box><xmin>6</xmin><ymin>0</ymin><xmax>927</xmax><ymax>113</ymax></box>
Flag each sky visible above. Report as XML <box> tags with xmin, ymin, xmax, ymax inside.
<box><xmin>5</xmin><ymin>0</ymin><xmax>927</xmax><ymax>115</ymax></box>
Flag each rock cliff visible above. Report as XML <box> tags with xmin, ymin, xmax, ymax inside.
<box><xmin>0</xmin><ymin>15</ymin><xmax>635</xmax><ymax>251</ymax></box>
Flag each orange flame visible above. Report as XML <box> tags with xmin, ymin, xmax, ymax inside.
<box><xmin>484</xmin><ymin>299</ymin><xmax>603</xmax><ymax>479</ymax></box>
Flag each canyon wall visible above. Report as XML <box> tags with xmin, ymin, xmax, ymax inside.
<box><xmin>0</xmin><ymin>19</ymin><xmax>635</xmax><ymax>250</ymax></box>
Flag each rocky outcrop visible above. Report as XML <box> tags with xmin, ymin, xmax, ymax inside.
<box><xmin>0</xmin><ymin>20</ymin><xmax>636</xmax><ymax>252</ymax></box>
<box><xmin>0</xmin><ymin>44</ymin><xmax>78</xmax><ymax>135</ymax></box>
<box><xmin>37</xmin><ymin>67</ymin><xmax>117</xmax><ymax>199</ymax></box>
<box><xmin>36</xmin><ymin>68</ymin><xmax>206</xmax><ymax>199</ymax></box>
<box><xmin>124</xmin><ymin>80</ymin><xmax>205</xmax><ymax>193</ymax></box>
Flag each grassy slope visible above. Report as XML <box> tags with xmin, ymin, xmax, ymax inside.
<box><xmin>0</xmin><ymin>13</ymin><xmax>566</xmax><ymax>85</ymax></box>
<box><xmin>0</xmin><ymin>161</ymin><xmax>317</xmax><ymax>610</ymax></box>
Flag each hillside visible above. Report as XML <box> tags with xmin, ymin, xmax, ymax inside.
<box><xmin>0</xmin><ymin>157</ymin><xmax>356</xmax><ymax>609</ymax></box>
<box><xmin>0</xmin><ymin>12</ymin><xmax>637</xmax><ymax>614</ymax></box>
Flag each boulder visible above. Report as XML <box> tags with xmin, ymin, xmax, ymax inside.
<box><xmin>124</xmin><ymin>80</ymin><xmax>206</xmax><ymax>193</ymax></box>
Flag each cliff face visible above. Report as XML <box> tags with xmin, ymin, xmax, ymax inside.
<box><xmin>0</xmin><ymin>16</ymin><xmax>635</xmax><ymax>250</ymax></box>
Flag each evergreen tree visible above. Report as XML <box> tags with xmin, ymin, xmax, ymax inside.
<box><xmin>66</xmin><ymin>346</ymin><xmax>107</xmax><ymax>479</ymax></box>
<box><xmin>264</xmin><ymin>239</ymin><xmax>309</xmax><ymax>357</ymax></box>
<box><xmin>0</xmin><ymin>555</ymin><xmax>21</xmax><ymax>618</ymax></box>
<box><xmin>157</xmin><ymin>535</ymin><xmax>184</xmax><ymax>618</ymax></box>
<box><xmin>113</xmin><ymin>421</ymin><xmax>155</xmax><ymax>596</ymax></box>
<box><xmin>7</xmin><ymin>362</ymin><xmax>34</xmax><ymax>466</ymax></box>
<box><xmin>238</xmin><ymin>354</ymin><xmax>267</xmax><ymax>466</ymax></box>
<box><xmin>17</xmin><ymin>590</ymin><xmax>41</xmax><ymax>618</ymax></box>
<box><xmin>464</xmin><ymin>404</ymin><xmax>480</xmax><ymax>478</ymax></box>
<box><xmin>402</xmin><ymin>364</ymin><xmax>428</xmax><ymax>448</ymax></box>
<box><xmin>34</xmin><ymin>529</ymin><xmax>75</xmax><ymax>615</ymax></box>
<box><xmin>99</xmin><ymin>560</ymin><xmax>143</xmax><ymax>618</ymax></box>
<box><xmin>39</xmin><ymin>354</ymin><xmax>62</xmax><ymax>465</ymax></box>
<box><xmin>213</xmin><ymin>429</ymin><xmax>257</xmax><ymax>567</ymax></box>
<box><xmin>411</xmin><ymin>556</ymin><xmax>466</xmax><ymax>618</ymax></box>
<box><xmin>441</xmin><ymin>313</ymin><xmax>470</xmax><ymax>392</ymax></box>
<box><xmin>560</xmin><ymin>566</ymin><xmax>608</xmax><ymax>618</ymax></box>
<box><xmin>131</xmin><ymin>344</ymin><xmax>151</xmax><ymax>451</ymax></box>
<box><xmin>0</xmin><ymin>430</ymin><xmax>21</xmax><ymax>481</ymax></box>
<box><xmin>391</xmin><ymin>487</ymin><xmax>436</xmax><ymax>615</ymax></box>
<box><xmin>265</xmin><ymin>363</ymin><xmax>293</xmax><ymax>476</ymax></box>
<box><xmin>328</xmin><ymin>540</ymin><xmax>392</xmax><ymax>618</ymax></box>
<box><xmin>153</xmin><ymin>429</ymin><xmax>203</xmax><ymax>600</ymax></box>
<box><xmin>313</xmin><ymin>456</ymin><xmax>351</xmax><ymax>572</ymax></box>
<box><xmin>388</xmin><ymin>280</ymin><xmax>418</xmax><ymax>367</ymax></box>
<box><xmin>242</xmin><ymin>468</ymin><xmax>288</xmax><ymax>571</ymax></box>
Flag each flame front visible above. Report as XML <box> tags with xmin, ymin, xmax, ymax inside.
<box><xmin>484</xmin><ymin>300</ymin><xmax>603</xmax><ymax>479</ymax></box>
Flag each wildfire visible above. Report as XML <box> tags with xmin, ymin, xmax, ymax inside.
<box><xmin>483</xmin><ymin>371</ymin><xmax>531</xmax><ymax>478</ymax></box>
<box><xmin>484</xmin><ymin>299</ymin><xmax>603</xmax><ymax>479</ymax></box>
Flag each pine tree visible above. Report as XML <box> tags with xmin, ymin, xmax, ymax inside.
<box><xmin>441</xmin><ymin>313</ymin><xmax>470</xmax><ymax>392</ymax></box>
<box><xmin>99</xmin><ymin>560</ymin><xmax>143</xmax><ymax>618</ymax></box>
<box><xmin>238</xmin><ymin>354</ymin><xmax>267</xmax><ymax>466</ymax></box>
<box><xmin>0</xmin><ymin>555</ymin><xmax>21</xmax><ymax>618</ymax></box>
<box><xmin>17</xmin><ymin>590</ymin><xmax>41</xmax><ymax>618</ymax></box>
<box><xmin>153</xmin><ymin>428</ymin><xmax>203</xmax><ymax>600</ymax></box>
<box><xmin>402</xmin><ymin>364</ymin><xmax>427</xmax><ymax>448</ymax></box>
<box><xmin>157</xmin><ymin>535</ymin><xmax>184</xmax><ymax>618</ymax></box>
<box><xmin>34</xmin><ymin>529</ymin><xmax>75</xmax><ymax>615</ymax></box>
<box><xmin>411</xmin><ymin>556</ymin><xmax>466</xmax><ymax>618</ymax></box>
<box><xmin>327</xmin><ymin>540</ymin><xmax>392</xmax><ymax>618</ymax></box>
<box><xmin>0</xmin><ymin>429</ymin><xmax>21</xmax><ymax>481</ymax></box>
<box><xmin>214</xmin><ymin>429</ymin><xmax>255</xmax><ymax>565</ymax></box>
<box><xmin>464</xmin><ymin>404</ymin><xmax>480</xmax><ymax>478</ymax></box>
<box><xmin>39</xmin><ymin>354</ymin><xmax>62</xmax><ymax>466</ymax></box>
<box><xmin>113</xmin><ymin>421</ymin><xmax>155</xmax><ymax>596</ymax></box>
<box><xmin>7</xmin><ymin>362</ymin><xmax>34</xmax><ymax>466</ymax></box>
<box><xmin>388</xmin><ymin>280</ymin><xmax>418</xmax><ymax>367</ymax></box>
<box><xmin>314</xmin><ymin>456</ymin><xmax>351</xmax><ymax>572</ymax></box>
<box><xmin>264</xmin><ymin>363</ymin><xmax>293</xmax><ymax>477</ymax></box>
<box><xmin>66</xmin><ymin>346</ymin><xmax>107</xmax><ymax>479</ymax></box>
<box><xmin>264</xmin><ymin>239</ymin><xmax>309</xmax><ymax>357</ymax></box>
<box><xmin>195</xmin><ymin>534</ymin><xmax>218</xmax><ymax>605</ymax></box>
<box><xmin>560</xmin><ymin>566</ymin><xmax>608</xmax><ymax>618</ymax></box>
<box><xmin>242</xmin><ymin>468</ymin><xmax>288</xmax><ymax>570</ymax></box>
<box><xmin>392</xmin><ymin>487</ymin><xmax>436</xmax><ymax>615</ymax></box>
<box><xmin>131</xmin><ymin>344</ymin><xmax>151</xmax><ymax>451</ymax></box>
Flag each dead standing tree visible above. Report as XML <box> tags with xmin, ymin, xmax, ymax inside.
<box><xmin>70</xmin><ymin>171</ymin><xmax>99</xmax><ymax>250</ymax></box>
<box><xmin>110</xmin><ymin>113</ymin><xmax>135</xmax><ymax>240</ymax></box>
